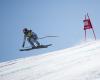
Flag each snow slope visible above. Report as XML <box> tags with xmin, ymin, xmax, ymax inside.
<box><xmin>0</xmin><ymin>40</ymin><xmax>100</xmax><ymax>80</ymax></box>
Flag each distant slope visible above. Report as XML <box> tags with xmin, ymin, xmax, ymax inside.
<box><xmin>0</xmin><ymin>40</ymin><xmax>100</xmax><ymax>80</ymax></box>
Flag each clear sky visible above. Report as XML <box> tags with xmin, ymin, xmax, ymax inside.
<box><xmin>0</xmin><ymin>0</ymin><xmax>100</xmax><ymax>62</ymax></box>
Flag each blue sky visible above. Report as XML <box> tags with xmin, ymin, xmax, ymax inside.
<box><xmin>0</xmin><ymin>0</ymin><xmax>100</xmax><ymax>62</ymax></box>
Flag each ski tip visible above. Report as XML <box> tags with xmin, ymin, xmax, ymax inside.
<box><xmin>48</xmin><ymin>44</ymin><xmax>52</xmax><ymax>46</ymax></box>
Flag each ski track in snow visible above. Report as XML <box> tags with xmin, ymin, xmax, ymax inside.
<box><xmin>0</xmin><ymin>40</ymin><xmax>100</xmax><ymax>80</ymax></box>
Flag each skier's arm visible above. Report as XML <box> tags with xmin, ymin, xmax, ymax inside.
<box><xmin>22</xmin><ymin>35</ymin><xmax>26</xmax><ymax>48</ymax></box>
<box><xmin>32</xmin><ymin>32</ymin><xmax>38</xmax><ymax>39</ymax></box>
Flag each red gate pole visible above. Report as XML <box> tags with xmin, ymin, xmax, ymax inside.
<box><xmin>87</xmin><ymin>13</ymin><xmax>89</xmax><ymax>19</ymax></box>
<box><xmin>84</xmin><ymin>15</ymin><xmax>87</xmax><ymax>41</ymax></box>
<box><xmin>87</xmin><ymin>13</ymin><xmax>96</xmax><ymax>40</ymax></box>
<box><xmin>92</xmin><ymin>28</ymin><xmax>96</xmax><ymax>40</ymax></box>
<box><xmin>85</xmin><ymin>30</ymin><xmax>86</xmax><ymax>41</ymax></box>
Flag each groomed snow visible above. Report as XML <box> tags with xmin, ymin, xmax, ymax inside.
<box><xmin>0</xmin><ymin>40</ymin><xmax>100</xmax><ymax>80</ymax></box>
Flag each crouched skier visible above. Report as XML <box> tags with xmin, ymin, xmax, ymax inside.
<box><xmin>22</xmin><ymin>28</ymin><xmax>40</xmax><ymax>48</ymax></box>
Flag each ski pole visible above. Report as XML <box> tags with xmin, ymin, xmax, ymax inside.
<box><xmin>38</xmin><ymin>36</ymin><xmax>58</xmax><ymax>39</ymax></box>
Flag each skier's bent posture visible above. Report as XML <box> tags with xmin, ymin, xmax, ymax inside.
<box><xmin>22</xmin><ymin>28</ymin><xmax>40</xmax><ymax>48</ymax></box>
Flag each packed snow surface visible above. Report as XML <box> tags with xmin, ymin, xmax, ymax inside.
<box><xmin>0</xmin><ymin>40</ymin><xmax>100</xmax><ymax>80</ymax></box>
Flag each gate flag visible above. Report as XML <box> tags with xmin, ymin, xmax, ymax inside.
<box><xmin>83</xmin><ymin>19</ymin><xmax>92</xmax><ymax>30</ymax></box>
<box><xmin>83</xmin><ymin>13</ymin><xmax>96</xmax><ymax>40</ymax></box>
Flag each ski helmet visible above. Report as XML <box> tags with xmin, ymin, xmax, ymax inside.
<box><xmin>23</xmin><ymin>28</ymin><xmax>28</xmax><ymax>33</ymax></box>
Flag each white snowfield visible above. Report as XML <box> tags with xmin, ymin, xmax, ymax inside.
<box><xmin>0</xmin><ymin>40</ymin><xmax>100</xmax><ymax>80</ymax></box>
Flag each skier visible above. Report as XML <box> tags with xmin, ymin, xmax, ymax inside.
<box><xmin>22</xmin><ymin>28</ymin><xmax>40</xmax><ymax>48</ymax></box>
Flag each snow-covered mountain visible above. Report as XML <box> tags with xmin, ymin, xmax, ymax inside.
<box><xmin>0</xmin><ymin>40</ymin><xmax>100</xmax><ymax>80</ymax></box>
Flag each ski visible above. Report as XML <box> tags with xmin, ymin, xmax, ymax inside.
<box><xmin>20</xmin><ymin>44</ymin><xmax>52</xmax><ymax>51</ymax></box>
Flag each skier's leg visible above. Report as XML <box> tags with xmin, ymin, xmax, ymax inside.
<box><xmin>31</xmin><ymin>37</ymin><xmax>40</xmax><ymax>46</ymax></box>
<box><xmin>27</xmin><ymin>38</ymin><xmax>35</xmax><ymax>47</ymax></box>
<box><xmin>35</xmin><ymin>40</ymin><xmax>40</xmax><ymax>46</ymax></box>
